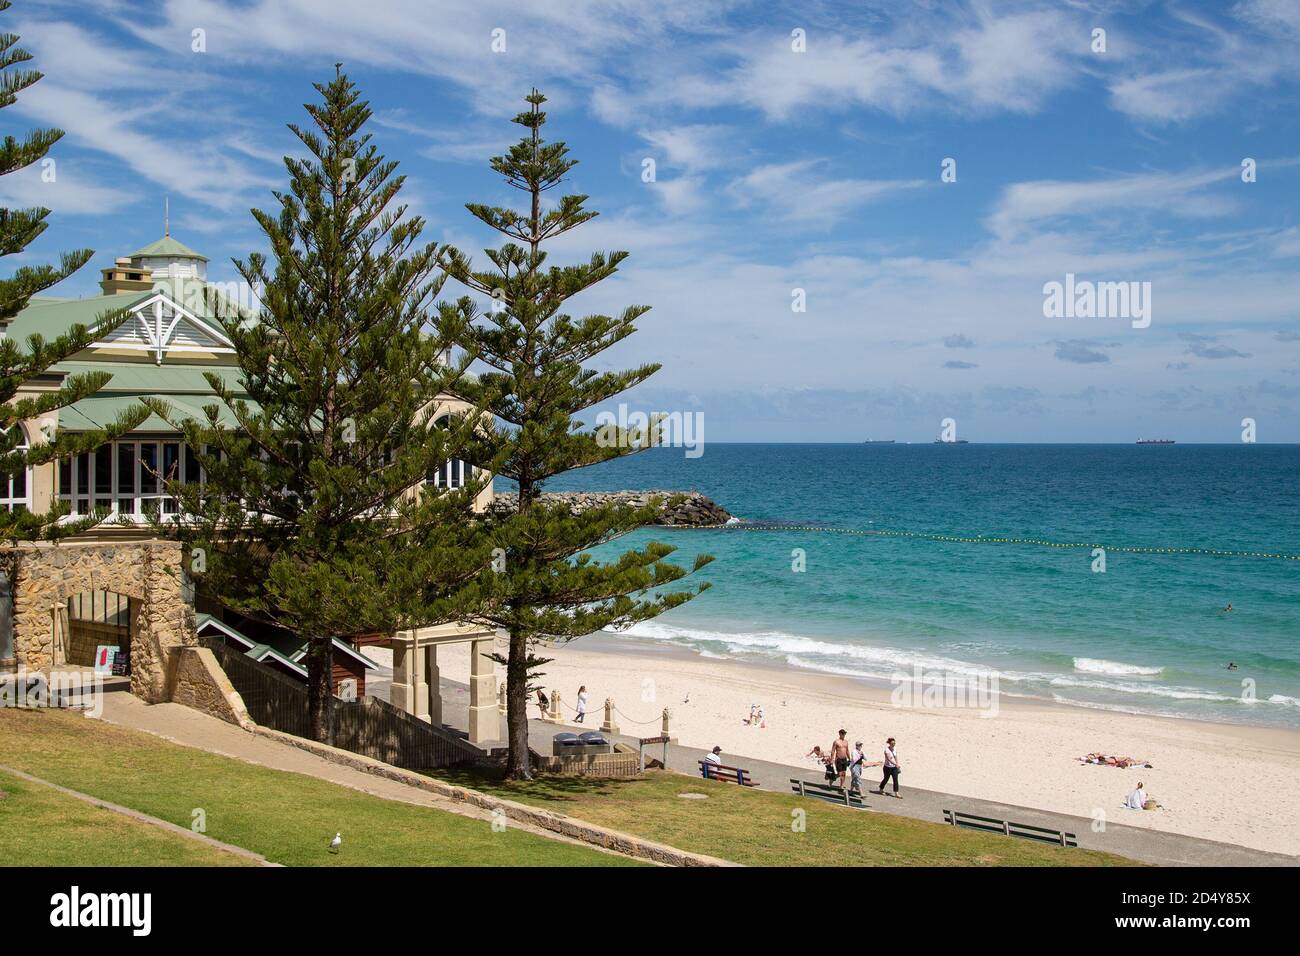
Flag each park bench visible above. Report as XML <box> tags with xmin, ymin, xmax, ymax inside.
<box><xmin>943</xmin><ymin>808</ymin><xmax>1078</xmax><ymax>847</ymax></box>
<box><xmin>698</xmin><ymin>759</ymin><xmax>758</xmax><ymax>786</ymax></box>
<box><xmin>790</xmin><ymin>777</ymin><xmax>868</xmax><ymax>809</ymax></box>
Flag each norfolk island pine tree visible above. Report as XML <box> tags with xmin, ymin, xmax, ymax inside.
<box><xmin>436</xmin><ymin>90</ymin><xmax>713</xmax><ymax>780</ymax></box>
<box><xmin>0</xmin><ymin>1</ymin><xmax>147</xmax><ymax>550</ymax></box>
<box><xmin>145</xmin><ymin>67</ymin><xmax>495</xmax><ymax>743</ymax></box>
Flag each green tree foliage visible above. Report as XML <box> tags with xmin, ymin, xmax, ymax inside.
<box><xmin>438</xmin><ymin>91</ymin><xmax>712</xmax><ymax>778</ymax></box>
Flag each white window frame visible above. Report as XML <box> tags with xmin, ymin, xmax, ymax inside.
<box><xmin>1</xmin><ymin>425</ymin><xmax>31</xmax><ymax>513</ymax></box>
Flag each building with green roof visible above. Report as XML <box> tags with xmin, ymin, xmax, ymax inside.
<box><xmin>3</xmin><ymin>232</ymin><xmax>487</xmax><ymax>528</ymax></box>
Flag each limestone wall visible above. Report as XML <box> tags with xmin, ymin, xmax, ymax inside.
<box><xmin>10</xmin><ymin>539</ymin><xmax>196</xmax><ymax>703</ymax></box>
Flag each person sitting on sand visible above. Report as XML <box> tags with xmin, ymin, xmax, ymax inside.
<box><xmin>1125</xmin><ymin>782</ymin><xmax>1159</xmax><ymax>811</ymax></box>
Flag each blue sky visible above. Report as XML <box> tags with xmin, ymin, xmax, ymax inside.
<box><xmin>7</xmin><ymin>0</ymin><xmax>1300</xmax><ymax>442</ymax></box>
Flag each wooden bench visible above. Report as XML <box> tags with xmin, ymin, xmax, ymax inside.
<box><xmin>698</xmin><ymin>759</ymin><xmax>758</xmax><ymax>786</ymax></box>
<box><xmin>943</xmin><ymin>808</ymin><xmax>1078</xmax><ymax>847</ymax></box>
<box><xmin>790</xmin><ymin>778</ymin><xmax>868</xmax><ymax>809</ymax></box>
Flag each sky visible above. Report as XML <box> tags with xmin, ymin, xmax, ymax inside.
<box><xmin>6</xmin><ymin>0</ymin><xmax>1300</xmax><ymax>442</ymax></box>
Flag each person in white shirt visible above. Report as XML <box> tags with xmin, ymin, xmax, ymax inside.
<box><xmin>575</xmin><ymin>685</ymin><xmax>589</xmax><ymax>723</ymax></box>
<box><xmin>704</xmin><ymin>745</ymin><xmax>723</xmax><ymax>765</ymax></box>
<box><xmin>876</xmin><ymin>737</ymin><xmax>901</xmax><ymax>797</ymax></box>
<box><xmin>1125</xmin><ymin>782</ymin><xmax>1148</xmax><ymax>810</ymax></box>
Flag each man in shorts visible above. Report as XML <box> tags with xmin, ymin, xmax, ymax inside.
<box><xmin>829</xmin><ymin>729</ymin><xmax>851</xmax><ymax>789</ymax></box>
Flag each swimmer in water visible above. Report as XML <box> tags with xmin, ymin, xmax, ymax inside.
<box><xmin>1221</xmin><ymin>603</ymin><xmax>1233</xmax><ymax>613</ymax></box>
<box><xmin>1227</xmin><ymin>662</ymin><xmax>1238</xmax><ymax>670</ymax></box>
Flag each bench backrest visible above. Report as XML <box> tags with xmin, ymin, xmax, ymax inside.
<box><xmin>943</xmin><ymin>808</ymin><xmax>1077</xmax><ymax>847</ymax></box>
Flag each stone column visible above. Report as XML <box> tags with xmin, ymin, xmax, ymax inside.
<box><xmin>601</xmin><ymin>697</ymin><xmax>619</xmax><ymax>735</ymax></box>
<box><xmin>390</xmin><ymin>631</ymin><xmax>423</xmax><ymax>717</ymax></box>
<box><xmin>424</xmin><ymin>642</ymin><xmax>441</xmax><ymax>727</ymax></box>
<box><xmin>133</xmin><ymin>541</ymin><xmax>194</xmax><ymax>704</ymax></box>
<box><xmin>467</xmin><ymin>637</ymin><xmax>496</xmax><ymax>744</ymax></box>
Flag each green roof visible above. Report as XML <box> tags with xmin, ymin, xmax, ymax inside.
<box><xmin>127</xmin><ymin>235</ymin><xmax>209</xmax><ymax>261</ymax></box>
<box><xmin>57</xmin><ymin>393</ymin><xmax>247</xmax><ymax>432</ymax></box>
<box><xmin>54</xmin><ymin>361</ymin><xmax>248</xmax><ymax>394</ymax></box>
<box><xmin>4</xmin><ymin>292</ymin><xmax>151</xmax><ymax>344</ymax></box>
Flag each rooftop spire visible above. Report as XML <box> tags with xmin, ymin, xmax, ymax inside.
<box><xmin>164</xmin><ymin>196</ymin><xmax>169</xmax><ymax>237</ymax></box>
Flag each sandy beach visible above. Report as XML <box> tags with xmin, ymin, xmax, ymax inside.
<box><xmin>414</xmin><ymin>634</ymin><xmax>1300</xmax><ymax>857</ymax></box>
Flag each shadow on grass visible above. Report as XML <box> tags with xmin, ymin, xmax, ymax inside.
<box><xmin>427</xmin><ymin>766</ymin><xmax>653</xmax><ymax>805</ymax></box>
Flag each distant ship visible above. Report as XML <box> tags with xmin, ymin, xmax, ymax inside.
<box><xmin>863</xmin><ymin>439</ymin><xmax>895</xmax><ymax>444</ymax></box>
<box><xmin>1136</xmin><ymin>438</ymin><xmax>1176</xmax><ymax>444</ymax></box>
<box><xmin>934</xmin><ymin>438</ymin><xmax>969</xmax><ymax>444</ymax></box>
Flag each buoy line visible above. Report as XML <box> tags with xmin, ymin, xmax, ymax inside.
<box><xmin>675</xmin><ymin>522</ymin><xmax>1300</xmax><ymax>562</ymax></box>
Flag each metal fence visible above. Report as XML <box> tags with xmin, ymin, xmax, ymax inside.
<box><xmin>201</xmin><ymin>636</ymin><xmax>481</xmax><ymax>769</ymax></box>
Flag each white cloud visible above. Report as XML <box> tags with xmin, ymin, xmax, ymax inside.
<box><xmin>728</xmin><ymin>160</ymin><xmax>925</xmax><ymax>224</ymax></box>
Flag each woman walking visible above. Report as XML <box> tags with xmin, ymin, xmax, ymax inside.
<box><xmin>575</xmin><ymin>685</ymin><xmax>589</xmax><ymax>723</ymax></box>
<box><xmin>876</xmin><ymin>737</ymin><xmax>901</xmax><ymax>798</ymax></box>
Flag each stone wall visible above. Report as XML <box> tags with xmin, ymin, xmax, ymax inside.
<box><xmin>10</xmin><ymin>539</ymin><xmax>196</xmax><ymax>703</ymax></box>
<box><xmin>168</xmin><ymin>645</ymin><xmax>253</xmax><ymax>729</ymax></box>
<box><xmin>491</xmin><ymin>491</ymin><xmax>734</xmax><ymax>527</ymax></box>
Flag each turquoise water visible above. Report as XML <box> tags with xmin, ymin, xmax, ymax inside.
<box><xmin>537</xmin><ymin>444</ymin><xmax>1300</xmax><ymax>728</ymax></box>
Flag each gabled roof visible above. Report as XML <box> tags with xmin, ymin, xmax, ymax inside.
<box><xmin>128</xmin><ymin>235</ymin><xmax>209</xmax><ymax>261</ymax></box>
<box><xmin>195</xmin><ymin>613</ymin><xmax>377</xmax><ymax>673</ymax></box>
<box><xmin>4</xmin><ymin>292</ymin><xmax>153</xmax><ymax>345</ymax></box>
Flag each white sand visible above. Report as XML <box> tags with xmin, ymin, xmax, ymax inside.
<box><xmin>420</xmin><ymin>636</ymin><xmax>1300</xmax><ymax>856</ymax></box>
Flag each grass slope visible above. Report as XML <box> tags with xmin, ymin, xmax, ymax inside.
<box><xmin>0</xmin><ymin>769</ymin><xmax>253</xmax><ymax>866</ymax></box>
<box><xmin>429</xmin><ymin>767</ymin><xmax>1134</xmax><ymax>867</ymax></box>
<box><xmin>0</xmin><ymin>709</ymin><xmax>638</xmax><ymax>867</ymax></box>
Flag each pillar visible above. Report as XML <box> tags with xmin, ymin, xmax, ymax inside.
<box><xmin>467</xmin><ymin>637</ymin><xmax>496</xmax><ymax>744</ymax></box>
<box><xmin>601</xmin><ymin>697</ymin><xmax>619</xmax><ymax>735</ymax></box>
<box><xmin>390</xmin><ymin>631</ymin><xmax>428</xmax><ymax>719</ymax></box>
<box><xmin>549</xmin><ymin>690</ymin><xmax>561</xmax><ymax>722</ymax></box>
<box><xmin>424</xmin><ymin>642</ymin><xmax>441</xmax><ymax>727</ymax></box>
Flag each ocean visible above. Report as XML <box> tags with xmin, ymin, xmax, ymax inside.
<box><xmin>536</xmin><ymin>443</ymin><xmax>1300</xmax><ymax>729</ymax></box>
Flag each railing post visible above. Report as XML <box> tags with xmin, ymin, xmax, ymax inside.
<box><xmin>549</xmin><ymin>689</ymin><xmax>561</xmax><ymax>722</ymax></box>
<box><xmin>601</xmin><ymin>696</ymin><xmax>619</xmax><ymax>735</ymax></box>
<box><xmin>661</xmin><ymin>707</ymin><xmax>670</xmax><ymax>735</ymax></box>
<box><xmin>497</xmin><ymin>683</ymin><xmax>507</xmax><ymax>715</ymax></box>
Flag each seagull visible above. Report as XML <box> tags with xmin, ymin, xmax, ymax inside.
<box><xmin>329</xmin><ymin>833</ymin><xmax>342</xmax><ymax>854</ymax></box>
<box><xmin>683</xmin><ymin>692</ymin><xmax>690</xmax><ymax>704</ymax></box>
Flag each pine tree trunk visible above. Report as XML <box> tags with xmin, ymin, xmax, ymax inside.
<box><xmin>504</xmin><ymin>626</ymin><xmax>531</xmax><ymax>779</ymax></box>
<box><xmin>306</xmin><ymin>637</ymin><xmax>334</xmax><ymax>745</ymax></box>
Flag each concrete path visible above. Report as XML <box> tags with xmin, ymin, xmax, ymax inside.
<box><xmin>523</xmin><ymin>708</ymin><xmax>1298</xmax><ymax>867</ymax></box>
<box><xmin>365</xmin><ymin>668</ymin><xmax>1300</xmax><ymax>867</ymax></box>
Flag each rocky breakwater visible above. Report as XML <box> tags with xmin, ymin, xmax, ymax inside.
<box><xmin>491</xmin><ymin>491</ymin><xmax>734</xmax><ymax>527</ymax></box>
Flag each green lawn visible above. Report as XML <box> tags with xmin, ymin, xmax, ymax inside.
<box><xmin>0</xmin><ymin>769</ymin><xmax>254</xmax><ymax>866</ymax></box>
<box><xmin>428</xmin><ymin>766</ymin><xmax>1135</xmax><ymax>867</ymax></box>
<box><xmin>0</xmin><ymin>709</ymin><xmax>639</xmax><ymax>867</ymax></box>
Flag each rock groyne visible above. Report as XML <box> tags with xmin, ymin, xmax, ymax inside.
<box><xmin>490</xmin><ymin>491</ymin><xmax>733</xmax><ymax>527</ymax></box>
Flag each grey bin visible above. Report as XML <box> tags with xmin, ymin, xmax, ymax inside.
<box><xmin>552</xmin><ymin>732</ymin><xmax>582</xmax><ymax>756</ymax></box>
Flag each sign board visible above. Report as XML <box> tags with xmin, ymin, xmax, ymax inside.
<box><xmin>639</xmin><ymin>735</ymin><xmax>670</xmax><ymax>745</ymax></box>
<box><xmin>93</xmin><ymin>645</ymin><xmax>120</xmax><ymax>675</ymax></box>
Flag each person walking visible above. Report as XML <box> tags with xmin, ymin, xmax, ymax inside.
<box><xmin>849</xmin><ymin>741</ymin><xmax>867</xmax><ymax>794</ymax></box>
<box><xmin>876</xmin><ymin>737</ymin><xmax>901</xmax><ymax>798</ymax></box>
<box><xmin>830</xmin><ymin>729</ymin><xmax>851</xmax><ymax>789</ymax></box>
<box><xmin>575</xmin><ymin>685</ymin><xmax>589</xmax><ymax>723</ymax></box>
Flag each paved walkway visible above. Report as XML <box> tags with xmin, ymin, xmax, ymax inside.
<box><xmin>346</xmin><ymin>667</ymin><xmax>1300</xmax><ymax>867</ymax></box>
<box><xmin>521</xmin><ymin>708</ymin><xmax>1297</xmax><ymax>867</ymax></box>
